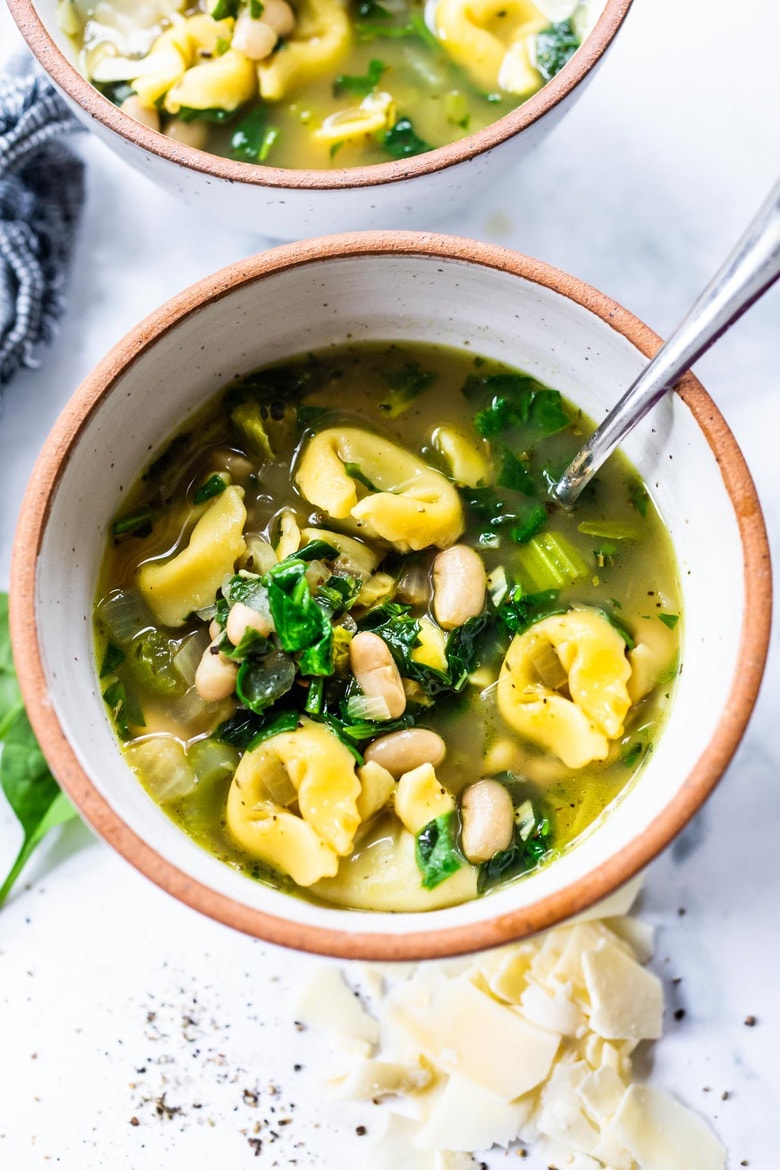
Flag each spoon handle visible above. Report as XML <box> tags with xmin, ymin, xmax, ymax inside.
<box><xmin>553</xmin><ymin>178</ymin><xmax>780</xmax><ymax>505</ymax></box>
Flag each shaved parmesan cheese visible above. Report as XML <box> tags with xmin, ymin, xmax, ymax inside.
<box><xmin>302</xmin><ymin>886</ymin><xmax>723</xmax><ymax>1170</ymax></box>
<box><xmin>610</xmin><ymin>1084</ymin><xmax>727</xmax><ymax>1170</ymax></box>
<box><xmin>413</xmin><ymin>1074</ymin><xmax>532</xmax><ymax>1152</ymax></box>
<box><xmin>294</xmin><ymin>964</ymin><xmax>379</xmax><ymax>1047</ymax></box>
<box><xmin>332</xmin><ymin>1058</ymin><xmax>434</xmax><ymax>1100</ymax></box>
<box><xmin>568</xmin><ymin>874</ymin><xmax>645</xmax><ymax>924</ymax></box>
<box><xmin>582</xmin><ymin>940</ymin><xmax>663</xmax><ymax>1041</ymax></box>
<box><xmin>393</xmin><ymin>974</ymin><xmax>559</xmax><ymax>1100</ymax></box>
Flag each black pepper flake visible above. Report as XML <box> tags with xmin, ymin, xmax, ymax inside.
<box><xmin>744</xmin><ymin>1015</ymin><xmax>758</xmax><ymax>1027</ymax></box>
<box><xmin>129</xmin><ymin>1117</ymin><xmax>140</xmax><ymax>1127</ymax></box>
<box><xmin>722</xmin><ymin>1091</ymin><xmax>730</xmax><ymax>1101</ymax></box>
<box><xmin>293</xmin><ymin>1064</ymin><xmax>302</xmax><ymax>1072</ymax></box>
<box><xmin>248</xmin><ymin>1137</ymin><xmax>263</xmax><ymax>1156</ymax></box>
<box><xmin>677</xmin><ymin>907</ymin><xmax>686</xmax><ymax>916</ymax></box>
<box><xmin>355</xmin><ymin>1125</ymin><xmax>367</xmax><ymax>1136</ymax></box>
<box><xmin>674</xmin><ymin>1008</ymin><xmax>685</xmax><ymax>1021</ymax></box>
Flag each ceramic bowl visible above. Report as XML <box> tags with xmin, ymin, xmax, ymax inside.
<box><xmin>11</xmin><ymin>234</ymin><xmax>771</xmax><ymax>960</ymax></box>
<box><xmin>10</xmin><ymin>0</ymin><xmax>632</xmax><ymax>239</ymax></box>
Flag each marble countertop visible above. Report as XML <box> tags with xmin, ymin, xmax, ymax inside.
<box><xmin>1</xmin><ymin>0</ymin><xmax>778</xmax><ymax>1165</ymax></box>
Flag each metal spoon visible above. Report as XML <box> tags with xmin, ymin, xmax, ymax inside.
<box><xmin>552</xmin><ymin>178</ymin><xmax>780</xmax><ymax>506</ymax></box>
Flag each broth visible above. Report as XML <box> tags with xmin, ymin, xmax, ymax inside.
<box><xmin>95</xmin><ymin>342</ymin><xmax>681</xmax><ymax>911</ymax></box>
<box><xmin>63</xmin><ymin>0</ymin><xmax>602</xmax><ymax>168</ymax></box>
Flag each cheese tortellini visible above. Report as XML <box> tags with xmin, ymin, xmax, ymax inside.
<box><xmin>295</xmin><ymin>427</ymin><xmax>465</xmax><ymax>552</ymax></box>
<box><xmin>226</xmin><ymin>718</ymin><xmax>361</xmax><ymax>885</ymax></box>
<box><xmin>497</xmin><ymin>608</ymin><xmax>633</xmax><ymax>770</ymax></box>
<box><xmin>433</xmin><ymin>0</ymin><xmax>547</xmax><ymax>95</ymax></box>
<box><xmin>257</xmin><ymin>0</ymin><xmax>351</xmax><ymax>101</ymax></box>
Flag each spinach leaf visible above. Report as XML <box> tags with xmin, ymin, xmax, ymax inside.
<box><xmin>193</xmin><ymin>473</ymin><xmax>227</xmax><ymax>504</ymax></box>
<box><xmin>95</xmin><ymin>81</ymin><xmax>136</xmax><ymax>107</ymax></box>
<box><xmin>124</xmin><ymin>629</ymin><xmax>186</xmax><ymax>696</ymax></box>
<box><xmin>357</xmin><ymin>11</ymin><xmax>438</xmax><ymax>47</ymax></box>
<box><xmin>177</xmin><ymin>106</ymin><xmax>238</xmax><ymax>125</ymax></box>
<box><xmin>112</xmin><ymin>508</ymin><xmax>154</xmax><ymax>538</ymax></box>
<box><xmin>293</xmin><ymin>539</ymin><xmax>339</xmax><ymax>562</ymax></box>
<box><xmin>263</xmin><ymin>560</ymin><xmax>333</xmax><ymax>675</ymax></box>
<box><xmin>461</xmin><ymin>485</ymin><xmax>548</xmax><ymax>546</ymax></box>
<box><xmin>378</xmin><ymin>360</ymin><xmax>436</xmax><ymax>417</ymax></box>
<box><xmin>211</xmin><ymin>0</ymin><xmax>240</xmax><ymax>16</ymax></box>
<box><xmin>446</xmin><ymin>613</ymin><xmax>491</xmax><ymax>689</ymax></box>
<box><xmin>355</xmin><ymin>0</ymin><xmax>391</xmax><ymax>17</ymax></box>
<box><xmin>237</xmin><ymin>651</ymin><xmax>297</xmax><ymax>713</ymax></box>
<box><xmin>231</xmin><ymin>106</ymin><xmax>280</xmax><ymax>163</ymax></box>
<box><xmin>380</xmin><ymin>117</ymin><xmax>432</xmax><ymax>159</ymax></box>
<box><xmin>246</xmin><ymin>709</ymin><xmax>302</xmax><ymax>749</ymax></box>
<box><xmin>0</xmin><ymin>707</ymin><xmax>78</xmax><ymax>907</ymax></box>
<box><xmin>334</xmin><ymin>59</ymin><xmax>387</xmax><ymax>97</ymax></box>
<box><xmin>415</xmin><ymin>811</ymin><xmax>463</xmax><ymax>889</ymax></box>
<box><xmin>215</xmin><ymin>709</ymin><xmax>266</xmax><ymax>749</ymax></box>
<box><xmin>466</xmin><ymin>373</ymin><xmax>571</xmax><ymax>438</ymax></box>
<box><xmin>495</xmin><ymin>586</ymin><xmax>563</xmax><ymax>636</ymax></box>
<box><xmin>99</xmin><ymin>641</ymin><xmax>126</xmax><ymax>679</ymax></box>
<box><xmin>659</xmin><ymin>612</ymin><xmax>679</xmax><ymax>630</ymax></box>
<box><xmin>477</xmin><ymin>811</ymin><xmax>552</xmax><ymax>894</ymax></box>
<box><xmin>221</xmin><ymin>627</ymin><xmax>273</xmax><ymax>661</ymax></box>
<box><xmin>497</xmin><ymin>446</ymin><xmax>536</xmax><ymax>496</ymax></box>
<box><xmin>535</xmin><ymin>19</ymin><xmax>580</xmax><ymax>82</ymax></box>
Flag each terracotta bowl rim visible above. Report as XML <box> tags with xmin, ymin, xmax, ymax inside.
<box><xmin>9</xmin><ymin>0</ymin><xmax>633</xmax><ymax>191</ymax></box>
<box><xmin>10</xmin><ymin>232</ymin><xmax>772</xmax><ymax>960</ymax></box>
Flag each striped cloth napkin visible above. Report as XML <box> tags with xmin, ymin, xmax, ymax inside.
<box><xmin>0</xmin><ymin>67</ymin><xmax>84</xmax><ymax>386</ymax></box>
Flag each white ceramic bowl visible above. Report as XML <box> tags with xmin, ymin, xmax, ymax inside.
<box><xmin>11</xmin><ymin>234</ymin><xmax>771</xmax><ymax>959</ymax></box>
<box><xmin>10</xmin><ymin>0</ymin><xmax>632</xmax><ymax>238</ymax></box>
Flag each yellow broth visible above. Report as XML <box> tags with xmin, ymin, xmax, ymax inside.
<box><xmin>95</xmin><ymin>342</ymin><xmax>681</xmax><ymax>910</ymax></box>
<box><xmin>65</xmin><ymin>0</ymin><xmax>595</xmax><ymax>168</ymax></box>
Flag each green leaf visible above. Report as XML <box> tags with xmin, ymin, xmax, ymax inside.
<box><xmin>380</xmin><ymin>117</ymin><xmax>432</xmax><ymax>159</ymax></box>
<box><xmin>356</xmin><ymin>11</ymin><xmax>438</xmax><ymax>46</ymax></box>
<box><xmin>193</xmin><ymin>473</ymin><xmax>228</xmax><ymax>504</ymax></box>
<box><xmin>230</xmin><ymin>106</ymin><xmax>280</xmax><ymax>163</ymax></box>
<box><xmin>236</xmin><ymin>651</ymin><xmax>296</xmax><ymax>713</ymax></box>
<box><xmin>211</xmin><ymin>0</ymin><xmax>240</xmax><ymax>19</ymax></box>
<box><xmin>95</xmin><ymin>81</ymin><xmax>136</xmax><ymax>107</ymax></box>
<box><xmin>0</xmin><ymin>708</ymin><xmax>78</xmax><ymax>907</ymax></box>
<box><xmin>467</xmin><ymin>373</ymin><xmax>571</xmax><ymax>438</ymax></box>
<box><xmin>112</xmin><ymin>508</ymin><xmax>153</xmax><ymax>538</ymax></box>
<box><xmin>344</xmin><ymin>462</ymin><xmax>378</xmax><ymax>491</ymax></box>
<box><xmin>630</xmin><ymin>481</ymin><xmax>650</xmax><ymax>517</ymax></box>
<box><xmin>263</xmin><ymin>560</ymin><xmax>333</xmax><ymax>674</ymax></box>
<box><xmin>497</xmin><ymin>446</ymin><xmax>536</xmax><ymax>495</ymax></box>
<box><xmin>535</xmin><ymin>19</ymin><xmax>580</xmax><ymax>82</ymax></box>
<box><xmin>477</xmin><ymin>808</ymin><xmax>552</xmax><ymax>893</ymax></box>
<box><xmin>415</xmin><ymin>811</ymin><xmax>463</xmax><ymax>889</ymax></box>
<box><xmin>293</xmin><ymin>539</ymin><xmax>340</xmax><ymax>562</ymax></box>
<box><xmin>333</xmin><ymin>58</ymin><xmax>387</xmax><ymax>97</ymax></box>
<box><xmin>177</xmin><ymin>105</ymin><xmax>239</xmax><ymax>125</ymax></box>
<box><xmin>99</xmin><ymin>641</ymin><xmax>126</xmax><ymax>678</ymax></box>
<box><xmin>246</xmin><ymin>710</ymin><xmax>302</xmax><ymax>750</ymax></box>
<box><xmin>658</xmin><ymin>612</ymin><xmax>680</xmax><ymax>630</ymax></box>
<box><xmin>495</xmin><ymin>586</ymin><xmax>563</xmax><ymax>637</ymax></box>
<box><xmin>377</xmin><ymin>360</ymin><xmax>436</xmax><ymax>417</ymax></box>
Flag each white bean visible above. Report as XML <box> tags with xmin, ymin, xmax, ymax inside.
<box><xmin>195</xmin><ymin>640</ymin><xmax>238</xmax><ymax>702</ymax></box>
<box><xmin>119</xmin><ymin>95</ymin><xmax>160</xmax><ymax>132</ymax></box>
<box><xmin>432</xmin><ymin>544</ymin><xmax>486</xmax><ymax>629</ymax></box>
<box><xmin>349</xmin><ymin>631</ymin><xmax>406</xmax><ymax>719</ymax></box>
<box><xmin>231</xmin><ymin>10</ymin><xmax>278</xmax><ymax>59</ymax></box>
<box><xmin>227</xmin><ymin>601</ymin><xmax>272</xmax><ymax>647</ymax></box>
<box><xmin>460</xmin><ymin>779</ymin><xmax>514</xmax><ymax>863</ymax></box>
<box><xmin>364</xmin><ymin>728</ymin><xmax>446</xmax><ymax>777</ymax></box>
<box><xmin>259</xmin><ymin>0</ymin><xmax>296</xmax><ymax>36</ymax></box>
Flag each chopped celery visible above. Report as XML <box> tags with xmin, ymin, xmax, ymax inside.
<box><xmin>188</xmin><ymin>737</ymin><xmax>240</xmax><ymax>787</ymax></box>
<box><xmin>230</xmin><ymin>401</ymin><xmax>273</xmax><ymax>461</ymax></box>
<box><xmin>577</xmin><ymin>520</ymin><xmax>643</xmax><ymax>541</ymax></box>
<box><xmin>516</xmin><ymin>532</ymin><xmax>588</xmax><ymax>592</ymax></box>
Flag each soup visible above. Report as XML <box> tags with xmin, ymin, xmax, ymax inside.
<box><xmin>61</xmin><ymin>0</ymin><xmax>602</xmax><ymax>168</ymax></box>
<box><xmin>95</xmin><ymin>342</ymin><xmax>681</xmax><ymax>911</ymax></box>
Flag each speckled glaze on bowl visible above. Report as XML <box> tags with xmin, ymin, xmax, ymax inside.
<box><xmin>10</xmin><ymin>234</ymin><xmax>771</xmax><ymax>960</ymax></box>
<box><xmin>9</xmin><ymin>0</ymin><xmax>632</xmax><ymax>238</ymax></box>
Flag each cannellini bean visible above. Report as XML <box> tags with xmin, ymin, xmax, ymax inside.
<box><xmin>460</xmin><ymin>779</ymin><xmax>514</xmax><ymax>863</ymax></box>
<box><xmin>349</xmin><ymin>631</ymin><xmax>406</xmax><ymax>719</ymax></box>
<box><xmin>432</xmin><ymin>544</ymin><xmax>486</xmax><ymax>629</ymax></box>
<box><xmin>232</xmin><ymin>10</ymin><xmax>278</xmax><ymax>59</ymax></box>
<box><xmin>195</xmin><ymin>640</ymin><xmax>239</xmax><ymax>702</ymax></box>
<box><xmin>119</xmin><ymin>94</ymin><xmax>160</xmax><ymax>132</ymax></box>
<box><xmin>208</xmin><ymin>618</ymin><xmax>221</xmax><ymax>641</ymax></box>
<box><xmin>364</xmin><ymin>728</ymin><xmax>446</xmax><ymax>777</ymax></box>
<box><xmin>259</xmin><ymin>0</ymin><xmax>296</xmax><ymax>37</ymax></box>
<box><xmin>165</xmin><ymin>119</ymin><xmax>208</xmax><ymax>150</ymax></box>
<box><xmin>227</xmin><ymin>601</ymin><xmax>272</xmax><ymax>646</ymax></box>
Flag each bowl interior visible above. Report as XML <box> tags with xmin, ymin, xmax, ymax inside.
<box><xmin>21</xmin><ymin>242</ymin><xmax>765</xmax><ymax>958</ymax></box>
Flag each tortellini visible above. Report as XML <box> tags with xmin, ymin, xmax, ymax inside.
<box><xmin>497</xmin><ymin>608</ymin><xmax>633</xmax><ymax>770</ymax></box>
<box><xmin>257</xmin><ymin>0</ymin><xmax>351</xmax><ymax>102</ymax></box>
<box><xmin>226</xmin><ymin>718</ymin><xmax>361</xmax><ymax>885</ymax></box>
<box><xmin>295</xmin><ymin>427</ymin><xmax>464</xmax><ymax>552</ymax></box>
<box><xmin>433</xmin><ymin>0</ymin><xmax>547</xmax><ymax>95</ymax></box>
<box><xmin>138</xmin><ymin>485</ymin><xmax>247</xmax><ymax>627</ymax></box>
<box><xmin>395</xmin><ymin>763</ymin><xmax>455</xmax><ymax>835</ymax></box>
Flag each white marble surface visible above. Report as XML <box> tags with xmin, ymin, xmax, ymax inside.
<box><xmin>1</xmin><ymin>0</ymin><xmax>779</xmax><ymax>1166</ymax></box>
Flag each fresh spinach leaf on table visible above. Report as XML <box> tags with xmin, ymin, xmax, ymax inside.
<box><xmin>0</xmin><ymin>593</ymin><xmax>78</xmax><ymax>907</ymax></box>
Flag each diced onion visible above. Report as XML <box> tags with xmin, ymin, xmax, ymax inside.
<box><xmin>345</xmin><ymin>693</ymin><xmax>393</xmax><ymax>722</ymax></box>
<box><xmin>173</xmin><ymin>630</ymin><xmax>209</xmax><ymax>687</ymax></box>
<box><xmin>96</xmin><ymin>589</ymin><xmax>154</xmax><ymax>646</ymax></box>
<box><xmin>124</xmin><ymin>735</ymin><xmax>196</xmax><ymax>802</ymax></box>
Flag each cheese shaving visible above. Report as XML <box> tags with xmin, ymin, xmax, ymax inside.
<box><xmin>299</xmin><ymin>889</ymin><xmax>725</xmax><ymax>1170</ymax></box>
